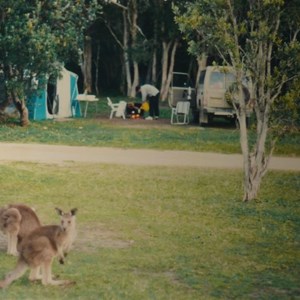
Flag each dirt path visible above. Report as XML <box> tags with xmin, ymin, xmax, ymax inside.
<box><xmin>0</xmin><ymin>142</ymin><xmax>299</xmax><ymax>171</ymax></box>
<box><xmin>0</xmin><ymin>142</ymin><xmax>299</xmax><ymax>252</ymax></box>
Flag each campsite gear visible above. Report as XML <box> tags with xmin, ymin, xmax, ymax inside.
<box><xmin>27</xmin><ymin>68</ymin><xmax>81</xmax><ymax>120</ymax></box>
<box><xmin>126</xmin><ymin>102</ymin><xmax>144</xmax><ymax>118</ymax></box>
<box><xmin>107</xmin><ymin>97</ymin><xmax>127</xmax><ymax>119</ymax></box>
<box><xmin>141</xmin><ymin>101</ymin><xmax>149</xmax><ymax>112</ymax></box>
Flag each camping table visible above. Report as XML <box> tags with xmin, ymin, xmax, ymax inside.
<box><xmin>77</xmin><ymin>94</ymin><xmax>99</xmax><ymax>118</ymax></box>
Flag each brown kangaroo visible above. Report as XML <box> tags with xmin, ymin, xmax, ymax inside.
<box><xmin>0</xmin><ymin>204</ymin><xmax>41</xmax><ymax>256</ymax></box>
<box><xmin>0</xmin><ymin>208</ymin><xmax>77</xmax><ymax>288</ymax></box>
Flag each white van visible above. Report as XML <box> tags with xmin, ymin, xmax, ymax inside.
<box><xmin>168</xmin><ymin>67</ymin><xmax>252</xmax><ymax>125</ymax></box>
<box><xmin>196</xmin><ymin>66</ymin><xmax>252</xmax><ymax>124</ymax></box>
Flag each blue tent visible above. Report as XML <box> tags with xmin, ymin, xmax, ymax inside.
<box><xmin>27</xmin><ymin>68</ymin><xmax>81</xmax><ymax>120</ymax></box>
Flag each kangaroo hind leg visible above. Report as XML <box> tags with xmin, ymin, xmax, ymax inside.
<box><xmin>7</xmin><ymin>232</ymin><xmax>19</xmax><ymax>256</ymax></box>
<box><xmin>41</xmin><ymin>260</ymin><xmax>74</xmax><ymax>286</ymax></box>
<box><xmin>29</xmin><ymin>266</ymin><xmax>42</xmax><ymax>281</ymax></box>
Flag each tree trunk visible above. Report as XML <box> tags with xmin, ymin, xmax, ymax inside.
<box><xmin>160</xmin><ymin>41</ymin><xmax>170</xmax><ymax>97</ymax></box>
<box><xmin>81</xmin><ymin>36</ymin><xmax>93</xmax><ymax>93</ymax></box>
<box><xmin>128</xmin><ymin>0</ymin><xmax>139</xmax><ymax>97</ymax></box>
<box><xmin>93</xmin><ymin>42</ymin><xmax>100</xmax><ymax>96</ymax></box>
<box><xmin>130</xmin><ymin>61</ymin><xmax>139</xmax><ymax>97</ymax></box>
<box><xmin>0</xmin><ymin>72</ymin><xmax>9</xmax><ymax>111</ymax></box>
<box><xmin>12</xmin><ymin>93</ymin><xmax>29</xmax><ymax>127</ymax></box>
<box><xmin>151</xmin><ymin>4</ymin><xmax>159</xmax><ymax>85</ymax></box>
<box><xmin>160</xmin><ymin>39</ymin><xmax>178</xmax><ymax>101</ymax></box>
<box><xmin>237</xmin><ymin>70</ymin><xmax>270</xmax><ymax>202</ymax></box>
<box><xmin>123</xmin><ymin>10</ymin><xmax>132</xmax><ymax>97</ymax></box>
<box><xmin>195</xmin><ymin>53</ymin><xmax>207</xmax><ymax>89</ymax></box>
<box><xmin>151</xmin><ymin>49</ymin><xmax>157</xmax><ymax>85</ymax></box>
<box><xmin>243</xmin><ymin>103</ymin><xmax>271</xmax><ymax>201</ymax></box>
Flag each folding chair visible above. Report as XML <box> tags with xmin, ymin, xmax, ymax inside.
<box><xmin>107</xmin><ymin>97</ymin><xmax>126</xmax><ymax>119</ymax></box>
<box><xmin>170</xmin><ymin>101</ymin><xmax>190</xmax><ymax>125</ymax></box>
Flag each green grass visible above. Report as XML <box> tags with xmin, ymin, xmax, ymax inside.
<box><xmin>0</xmin><ymin>97</ymin><xmax>299</xmax><ymax>299</ymax></box>
<box><xmin>0</xmin><ymin>163</ymin><xmax>299</xmax><ymax>299</ymax></box>
<box><xmin>0</xmin><ymin>96</ymin><xmax>299</xmax><ymax>156</ymax></box>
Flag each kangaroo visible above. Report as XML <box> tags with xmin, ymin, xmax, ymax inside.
<box><xmin>0</xmin><ymin>204</ymin><xmax>41</xmax><ymax>256</ymax></box>
<box><xmin>0</xmin><ymin>208</ymin><xmax>78</xmax><ymax>288</ymax></box>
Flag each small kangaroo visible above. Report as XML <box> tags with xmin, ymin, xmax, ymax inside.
<box><xmin>0</xmin><ymin>204</ymin><xmax>41</xmax><ymax>256</ymax></box>
<box><xmin>0</xmin><ymin>208</ymin><xmax>77</xmax><ymax>288</ymax></box>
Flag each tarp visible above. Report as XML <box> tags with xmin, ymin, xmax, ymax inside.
<box><xmin>27</xmin><ymin>68</ymin><xmax>81</xmax><ymax>120</ymax></box>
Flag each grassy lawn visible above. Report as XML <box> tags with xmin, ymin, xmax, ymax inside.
<box><xmin>0</xmin><ymin>162</ymin><xmax>299</xmax><ymax>299</ymax></box>
<box><xmin>0</xmin><ymin>97</ymin><xmax>299</xmax><ymax>299</ymax></box>
<box><xmin>0</xmin><ymin>96</ymin><xmax>299</xmax><ymax>156</ymax></box>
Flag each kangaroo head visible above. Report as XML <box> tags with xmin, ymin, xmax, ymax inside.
<box><xmin>55</xmin><ymin>208</ymin><xmax>78</xmax><ymax>232</ymax></box>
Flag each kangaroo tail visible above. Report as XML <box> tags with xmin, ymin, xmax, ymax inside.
<box><xmin>0</xmin><ymin>260</ymin><xmax>28</xmax><ymax>288</ymax></box>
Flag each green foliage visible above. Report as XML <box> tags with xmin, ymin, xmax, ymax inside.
<box><xmin>0</xmin><ymin>0</ymin><xmax>101</xmax><ymax>98</ymax></box>
<box><xmin>271</xmin><ymin>78</ymin><xmax>300</xmax><ymax>134</ymax></box>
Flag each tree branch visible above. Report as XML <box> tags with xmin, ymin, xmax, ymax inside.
<box><xmin>108</xmin><ymin>0</ymin><xmax>128</xmax><ymax>11</ymax></box>
<box><xmin>103</xmin><ymin>19</ymin><xmax>124</xmax><ymax>50</ymax></box>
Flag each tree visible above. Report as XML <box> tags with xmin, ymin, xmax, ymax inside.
<box><xmin>102</xmin><ymin>0</ymin><xmax>187</xmax><ymax>99</ymax></box>
<box><xmin>157</xmin><ymin>0</ymin><xmax>180</xmax><ymax>101</ymax></box>
<box><xmin>175</xmin><ymin>0</ymin><xmax>300</xmax><ymax>201</ymax></box>
<box><xmin>103</xmin><ymin>0</ymin><xmax>150</xmax><ymax>97</ymax></box>
<box><xmin>0</xmin><ymin>0</ymin><xmax>100</xmax><ymax>126</ymax></box>
<box><xmin>145</xmin><ymin>0</ymin><xmax>188</xmax><ymax>101</ymax></box>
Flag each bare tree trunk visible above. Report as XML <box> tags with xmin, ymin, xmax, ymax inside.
<box><xmin>128</xmin><ymin>0</ymin><xmax>139</xmax><ymax>97</ymax></box>
<box><xmin>160</xmin><ymin>41</ymin><xmax>170</xmax><ymax>96</ymax></box>
<box><xmin>12</xmin><ymin>93</ymin><xmax>29</xmax><ymax>127</ymax></box>
<box><xmin>151</xmin><ymin>4</ymin><xmax>159</xmax><ymax>85</ymax></box>
<box><xmin>123</xmin><ymin>10</ymin><xmax>132</xmax><ymax>97</ymax></box>
<box><xmin>160</xmin><ymin>39</ymin><xmax>178</xmax><ymax>101</ymax></box>
<box><xmin>243</xmin><ymin>101</ymin><xmax>272</xmax><ymax>201</ymax></box>
<box><xmin>0</xmin><ymin>72</ymin><xmax>9</xmax><ymax>111</ymax></box>
<box><xmin>93</xmin><ymin>42</ymin><xmax>100</xmax><ymax>95</ymax></box>
<box><xmin>195</xmin><ymin>53</ymin><xmax>207</xmax><ymax>89</ymax></box>
<box><xmin>152</xmin><ymin>49</ymin><xmax>157</xmax><ymax>85</ymax></box>
<box><xmin>81</xmin><ymin>36</ymin><xmax>93</xmax><ymax>93</ymax></box>
<box><xmin>3</xmin><ymin>66</ymin><xmax>29</xmax><ymax>126</ymax></box>
<box><xmin>130</xmin><ymin>62</ymin><xmax>139</xmax><ymax>97</ymax></box>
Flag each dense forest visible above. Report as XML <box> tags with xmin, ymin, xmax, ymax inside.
<box><xmin>73</xmin><ymin>0</ymin><xmax>201</xmax><ymax>98</ymax></box>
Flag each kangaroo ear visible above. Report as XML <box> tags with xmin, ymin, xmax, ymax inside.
<box><xmin>55</xmin><ymin>208</ymin><xmax>63</xmax><ymax>216</ymax></box>
<box><xmin>71</xmin><ymin>208</ymin><xmax>78</xmax><ymax>216</ymax></box>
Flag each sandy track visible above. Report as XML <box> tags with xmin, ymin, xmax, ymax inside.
<box><xmin>0</xmin><ymin>142</ymin><xmax>299</xmax><ymax>171</ymax></box>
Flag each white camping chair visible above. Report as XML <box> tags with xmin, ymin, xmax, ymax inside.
<box><xmin>107</xmin><ymin>97</ymin><xmax>127</xmax><ymax>119</ymax></box>
<box><xmin>171</xmin><ymin>101</ymin><xmax>190</xmax><ymax>125</ymax></box>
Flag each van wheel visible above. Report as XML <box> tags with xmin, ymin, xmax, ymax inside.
<box><xmin>229</xmin><ymin>116</ymin><xmax>237</xmax><ymax>127</ymax></box>
<box><xmin>200</xmin><ymin>111</ymin><xmax>208</xmax><ymax>125</ymax></box>
<box><xmin>246</xmin><ymin>116</ymin><xmax>251</xmax><ymax>129</ymax></box>
<box><xmin>192</xmin><ymin>111</ymin><xmax>200</xmax><ymax>124</ymax></box>
<box><xmin>208</xmin><ymin>114</ymin><xmax>213</xmax><ymax>124</ymax></box>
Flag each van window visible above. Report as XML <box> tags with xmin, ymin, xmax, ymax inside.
<box><xmin>209</xmin><ymin>72</ymin><xmax>225</xmax><ymax>89</ymax></box>
<box><xmin>172</xmin><ymin>74</ymin><xmax>190</xmax><ymax>87</ymax></box>
<box><xmin>225</xmin><ymin>73</ymin><xmax>236</xmax><ymax>89</ymax></box>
